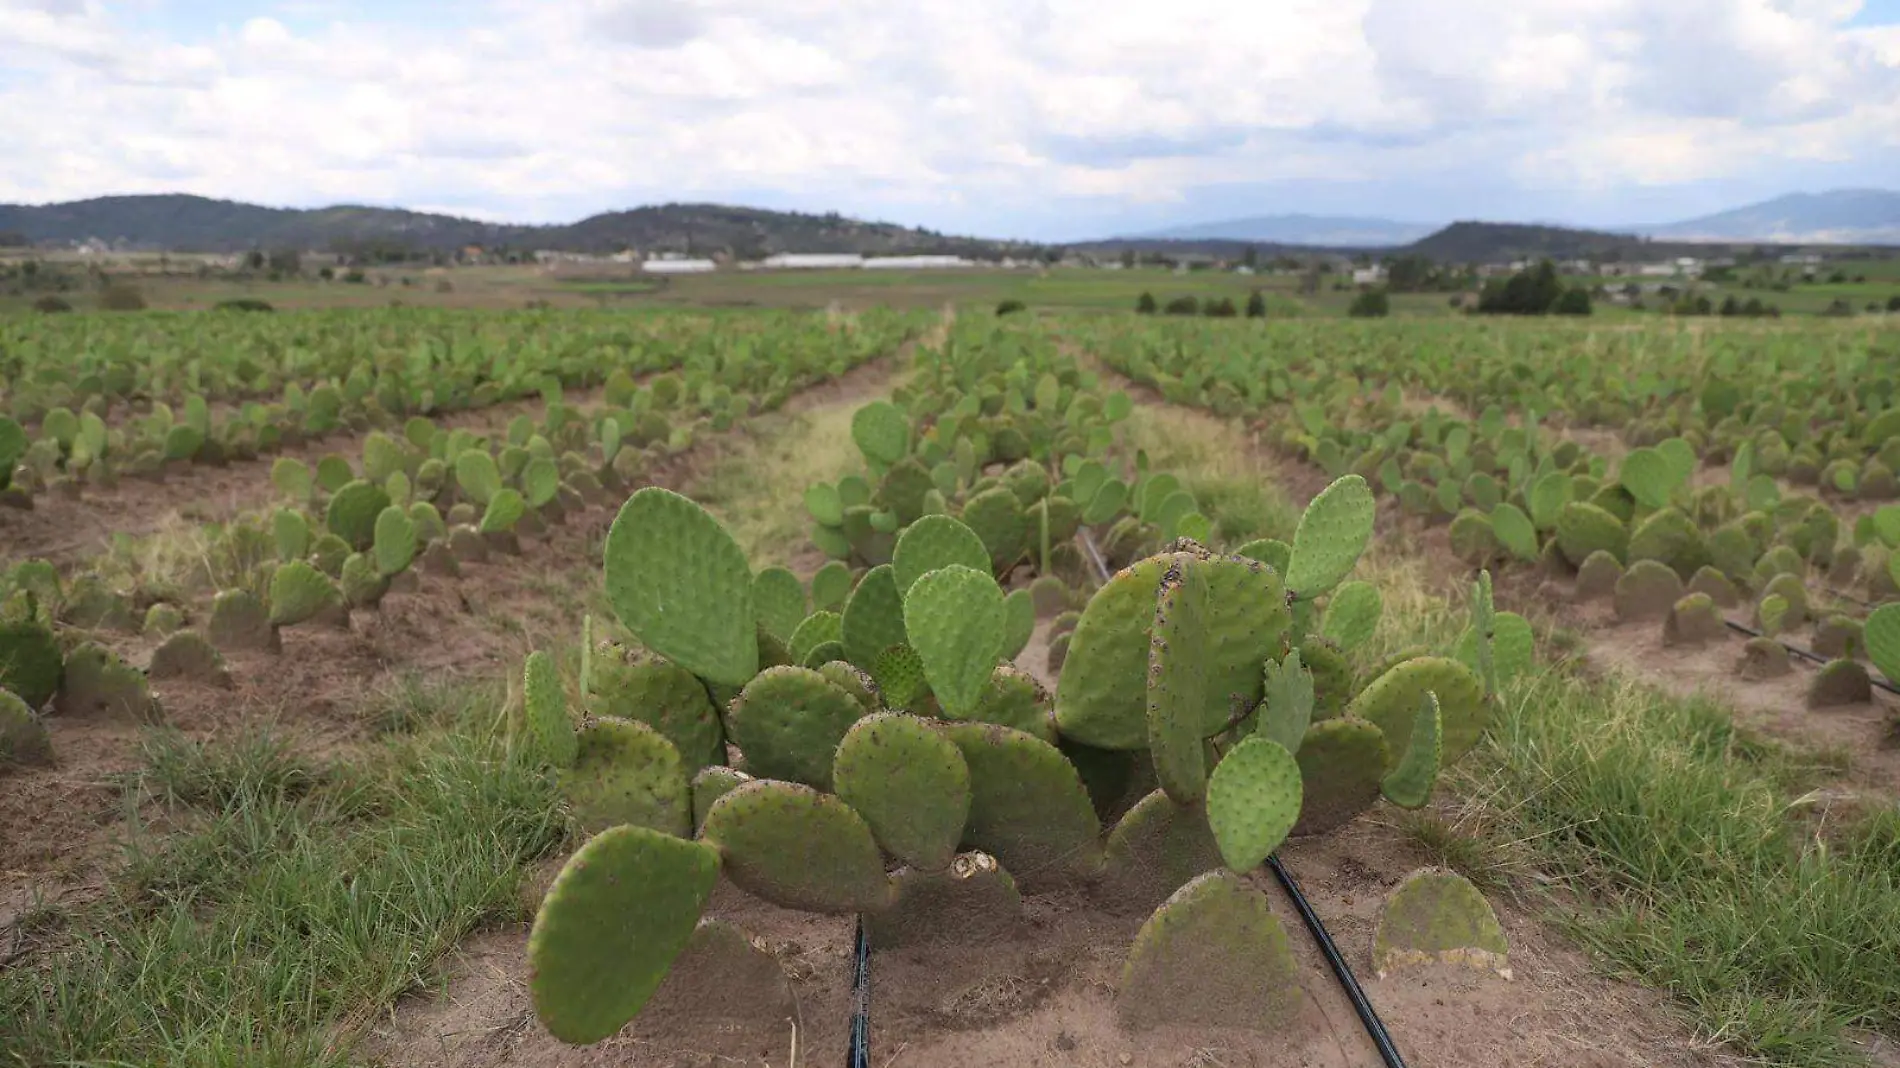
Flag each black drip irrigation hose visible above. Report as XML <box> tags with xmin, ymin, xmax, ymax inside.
<box><xmin>1075</xmin><ymin>529</ymin><xmax>1408</xmax><ymax>1068</ymax></box>
<box><xmin>847</xmin><ymin>916</ymin><xmax>871</xmax><ymax>1068</ymax></box>
<box><xmin>1721</xmin><ymin>617</ymin><xmax>1900</xmax><ymax>697</ymax></box>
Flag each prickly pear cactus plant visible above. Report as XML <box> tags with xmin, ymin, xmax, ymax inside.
<box><xmin>1284</xmin><ymin>474</ymin><xmax>1375</xmax><ymax>599</ymax></box>
<box><xmin>901</xmin><ymin>565</ymin><xmax>1005</xmax><ymax>718</ymax></box>
<box><xmin>603</xmin><ymin>488</ymin><xmax>757</xmax><ymax>686</ymax></box>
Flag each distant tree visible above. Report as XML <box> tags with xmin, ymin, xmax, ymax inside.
<box><xmin>995</xmin><ymin>299</ymin><xmax>1027</xmax><ymax>316</ymax></box>
<box><xmin>31</xmin><ymin>295</ymin><xmax>72</xmax><ymax>313</ymax></box>
<box><xmin>0</xmin><ymin>231</ymin><xmax>28</xmax><ymax>248</ymax></box>
<box><xmin>98</xmin><ymin>283</ymin><xmax>147</xmax><ymax>311</ymax></box>
<box><xmin>1719</xmin><ymin>295</ymin><xmax>1741</xmax><ymax>317</ymax></box>
<box><xmin>246</xmin><ymin>250</ymin><xmax>266</xmax><ymax>271</ymax></box>
<box><xmin>1241</xmin><ymin>245</ymin><xmax>1258</xmax><ymax>270</ymax></box>
<box><xmin>1163</xmin><ymin>295</ymin><xmax>1199</xmax><ymax>316</ymax></box>
<box><xmin>1203</xmin><ymin>297</ymin><xmax>1237</xmax><ymax>318</ymax></box>
<box><xmin>1136</xmin><ymin>291</ymin><xmax>1158</xmax><ymax>314</ymax></box>
<box><xmin>1476</xmin><ymin>259</ymin><xmax>1565</xmax><ymax>315</ymax></box>
<box><xmin>1122</xmin><ymin>249</ymin><xmax>1137</xmax><ymax>269</ymax></box>
<box><xmin>1822</xmin><ymin>298</ymin><xmax>1855</xmax><ymax>317</ymax></box>
<box><xmin>1552</xmin><ymin>287</ymin><xmax>1592</xmax><ymax>316</ymax></box>
<box><xmin>318</xmin><ymin>266</ymin><xmax>335</xmax><ymax>281</ymax></box>
<box><xmin>267</xmin><ymin>249</ymin><xmax>301</xmax><ymax>276</ymax></box>
<box><xmin>1348</xmin><ymin>288</ymin><xmax>1390</xmax><ymax>318</ymax></box>
<box><xmin>1742</xmin><ymin>297</ymin><xmax>1765</xmax><ymax>317</ymax></box>
<box><xmin>1887</xmin><ymin>294</ymin><xmax>1900</xmax><ymax>312</ymax></box>
<box><xmin>1245</xmin><ymin>290</ymin><xmax>1267</xmax><ymax>318</ymax></box>
<box><xmin>1384</xmin><ymin>254</ymin><xmax>1436</xmax><ymax>293</ymax></box>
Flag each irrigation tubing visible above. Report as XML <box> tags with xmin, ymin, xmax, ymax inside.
<box><xmin>847</xmin><ymin>915</ymin><xmax>871</xmax><ymax>1068</ymax></box>
<box><xmin>1075</xmin><ymin>529</ymin><xmax>1407</xmax><ymax>1068</ymax></box>
<box><xmin>1721</xmin><ymin>617</ymin><xmax>1900</xmax><ymax>697</ymax></box>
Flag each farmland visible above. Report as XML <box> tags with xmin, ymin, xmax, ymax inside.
<box><xmin>3</xmin><ymin>299</ymin><xmax>1900</xmax><ymax>1068</ymax></box>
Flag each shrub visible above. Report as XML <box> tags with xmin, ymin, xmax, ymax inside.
<box><xmin>995</xmin><ymin>299</ymin><xmax>1027</xmax><ymax>317</ymax></box>
<box><xmin>1135</xmin><ymin>291</ymin><xmax>1158</xmax><ymax>314</ymax></box>
<box><xmin>1203</xmin><ymin>297</ymin><xmax>1237</xmax><ymax>318</ymax></box>
<box><xmin>1552</xmin><ymin>287</ymin><xmax>1592</xmax><ymax>316</ymax></box>
<box><xmin>214</xmin><ymin>298</ymin><xmax>275</xmax><ymax>313</ymax></box>
<box><xmin>98</xmin><ymin>284</ymin><xmax>147</xmax><ymax>311</ymax></box>
<box><xmin>1348</xmin><ymin>288</ymin><xmax>1390</xmax><ymax>318</ymax></box>
<box><xmin>1245</xmin><ymin>291</ymin><xmax>1267</xmax><ymax>318</ymax></box>
<box><xmin>31</xmin><ymin>295</ymin><xmax>72</xmax><ymax>313</ymax></box>
<box><xmin>1163</xmin><ymin>296</ymin><xmax>1199</xmax><ymax>316</ymax></box>
<box><xmin>1887</xmin><ymin>294</ymin><xmax>1900</xmax><ymax>312</ymax></box>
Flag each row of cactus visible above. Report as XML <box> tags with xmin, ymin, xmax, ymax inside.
<box><xmin>1</xmin><ymin>575</ymin><xmax>170</xmax><ymax>769</ymax></box>
<box><xmin>515</xmin><ymin>466</ymin><xmax>1516</xmax><ymax>1045</ymax></box>
<box><xmin>0</xmin><ymin>307</ymin><xmax>925</xmax><ymax>510</ymax></box>
<box><xmin>1084</xmin><ymin>318</ymin><xmax>1900</xmax><ymax>688</ymax></box>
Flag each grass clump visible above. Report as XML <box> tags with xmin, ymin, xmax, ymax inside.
<box><xmin>0</xmin><ymin>692</ymin><xmax>566</xmax><ymax>1067</ymax></box>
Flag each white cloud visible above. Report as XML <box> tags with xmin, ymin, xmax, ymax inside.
<box><xmin>0</xmin><ymin>0</ymin><xmax>1895</xmax><ymax>233</ymax></box>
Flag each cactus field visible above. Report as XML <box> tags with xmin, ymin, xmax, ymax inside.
<box><xmin>4</xmin><ymin>309</ymin><xmax>1900</xmax><ymax>1068</ymax></box>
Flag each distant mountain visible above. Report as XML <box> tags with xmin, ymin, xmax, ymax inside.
<box><xmin>1636</xmin><ymin>189</ymin><xmax>1900</xmax><ymax>245</ymax></box>
<box><xmin>1402</xmin><ymin>222</ymin><xmax>1650</xmax><ymax>263</ymax></box>
<box><xmin>0</xmin><ymin>194</ymin><xmax>1045</xmax><ymax>258</ymax></box>
<box><xmin>1129</xmin><ymin>213</ymin><xmax>1436</xmax><ymax>248</ymax></box>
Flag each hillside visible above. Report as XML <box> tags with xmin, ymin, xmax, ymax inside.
<box><xmin>1636</xmin><ymin>189</ymin><xmax>1900</xmax><ymax>244</ymax></box>
<box><xmin>0</xmin><ymin>194</ymin><xmax>1044</xmax><ymax>258</ymax></box>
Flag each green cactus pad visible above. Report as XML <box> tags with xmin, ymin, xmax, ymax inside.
<box><xmin>1739</xmin><ymin>636</ymin><xmax>1793</xmax><ymax>680</ymax></box>
<box><xmin>842</xmin><ymin>564</ymin><xmax>908</xmax><ymax>670</ymax></box>
<box><xmin>1574</xmin><ymin>549</ymin><xmax>1624</xmax><ymax>601</ymax></box>
<box><xmin>526</xmin><ymin>825</ymin><xmax>720</xmax><ymax>1044</ymax></box>
<box><xmin>1627</xmin><ymin>507</ymin><xmax>1711</xmax><ymax>581</ymax></box>
<box><xmin>1205</xmin><ymin>736</ymin><xmax>1302</xmax><ymax>872</ymax></box>
<box><xmin>1099</xmin><ymin>789</ymin><xmax>1223</xmax><ymax>913</ymax></box>
<box><xmin>147</xmin><ymin>631</ymin><xmax>231</xmax><ymax>688</ymax></box>
<box><xmin>339</xmin><ymin>552</ymin><xmax>389</xmax><ymax>610</ymax></box>
<box><xmin>1490</xmin><ymin>502</ymin><xmax>1539</xmax><ymax>560</ymax></box>
<box><xmin>833</xmin><ymin>712</ymin><xmax>971</xmax><ymax>871</ymax></box>
<box><xmin>871</xmin><ymin>644</ymin><xmax>929</xmax><ymax>710</ymax></box>
<box><xmin>1258</xmin><ymin>650</ymin><xmax>1315</xmax><ymax>753</ymax></box>
<box><xmin>325</xmin><ymin>480</ymin><xmax>391</xmax><ymax>551</ymax></box>
<box><xmin>208</xmin><ymin>590</ymin><xmax>278</xmax><ymax>652</ymax></box>
<box><xmin>959</xmin><ymin>664</ymin><xmax>1053</xmax><ymax>741</ymax></box>
<box><xmin>1348</xmin><ymin>656</ymin><xmax>1485</xmax><ymax>771</ymax></box>
<box><xmin>271</xmin><ymin>456</ymin><xmax>313</xmax><ymax>501</ymax></box>
<box><xmin>1380</xmin><ymin>691</ymin><xmax>1441</xmax><ymax>809</ymax></box>
<box><xmin>866</xmin><ymin>852</ymin><xmax>1023</xmax><ymax>949</ymax></box>
<box><xmin>1147</xmin><ymin>558</ymin><xmax>1214</xmax><ymax>804</ymax></box>
<box><xmin>1556</xmin><ymin>501</ymin><xmax>1629</xmax><ymax>567</ymax></box>
<box><xmin>1868</xmin><ymin>604</ymin><xmax>1900</xmax><ymax>687</ymax></box>
<box><xmin>851</xmin><ymin>401</ymin><xmax>910</xmax><ymax>467</ymax></box>
<box><xmin>1618</xmin><ymin>447</ymin><xmax>1678</xmax><ymax>510</ymax></box>
<box><xmin>0</xmin><ymin>689</ymin><xmax>52</xmax><ymax>766</ymax></box>
<box><xmin>690</xmin><ymin>766</ymin><xmax>751</xmax><ymax>831</ymax></box>
<box><xmin>0</xmin><ymin>619</ymin><xmax>64</xmax><ymax>709</ymax></box>
<box><xmin>479</xmin><ymin>489</ymin><xmax>526</xmax><ymax>534</ymax></box>
<box><xmin>941</xmin><ymin>721</ymin><xmax>1103</xmax><ymax>890</ymax></box>
<box><xmin>268</xmin><ymin>560</ymin><xmax>340</xmax><ymax>627</ymax></box>
<box><xmin>810</xmin><ymin>561</ymin><xmax>853</xmax><ymax>612</ymax></box>
<box><xmin>272</xmin><ymin>508</ymin><xmax>310</xmax><ymax>562</ymax></box>
<box><xmin>54</xmin><ymin>642</ymin><xmax>161</xmax><ymax>722</ymax></box>
<box><xmin>589</xmin><ymin>657</ymin><xmax>724</xmax><ymax>771</ymax></box>
<box><xmin>902</xmin><ymin>564</ymin><xmax>1006</xmax><ymax>718</ymax></box>
<box><xmin>372</xmin><ymin>506</ymin><xmax>416</xmax><ymax>577</ymax></box>
<box><xmin>999</xmin><ymin>587</ymin><xmax>1036</xmax><ymax>661</ymax></box>
<box><xmin>1663</xmin><ymin>593</ymin><xmax>1725</xmax><ymax>647</ymax></box>
<box><xmin>699</xmin><ymin>779</ymin><xmax>891</xmax><ymax>913</ymax></box>
<box><xmin>751</xmin><ymin>567</ymin><xmax>807</xmax><ymax>644</ymax></box>
<box><xmin>560</xmin><ymin>717</ymin><xmax>691</xmax><ymax>837</ymax></box>
<box><xmin>1292</xmin><ymin>717</ymin><xmax>1389</xmax><ymax>835</ymax></box>
<box><xmin>960</xmin><ymin>487</ymin><xmax>1029</xmax><ymax>571</ymax></box>
<box><xmin>1302</xmin><ymin>636</ymin><xmax>1353</xmax><ymax>720</ymax></box>
<box><xmin>892</xmin><ymin>514</ymin><xmax>991</xmax><ymax>595</ymax></box>
<box><xmin>1235</xmin><ymin>538</ymin><xmax>1293</xmax><ymax>573</ymax></box>
<box><xmin>1320</xmin><ymin>580</ymin><xmax>1383</xmax><ymax>653</ymax></box>
<box><xmin>724</xmin><ymin>666</ymin><xmax>863</xmax><ymax>789</ymax></box>
<box><xmin>787</xmin><ymin>610</ymin><xmax>843</xmax><ymax>666</ymax></box>
<box><xmin>1613</xmin><ymin>559</ymin><xmax>1686</xmax><ymax>622</ymax></box>
<box><xmin>816</xmin><ymin>661</ymin><xmax>880</xmax><ymax>714</ymax></box>
<box><xmin>604</xmin><ymin>488</ymin><xmax>758</xmax><ymax>687</ymax></box>
<box><xmin>1117</xmin><ymin>871</ymin><xmax>1302</xmax><ymax>1032</ymax></box>
<box><xmin>522</xmin><ymin>651</ymin><xmax>578</xmax><ymax>769</ymax></box>
<box><xmin>453</xmin><ymin>449</ymin><xmax>502</xmax><ymax>505</ymax></box>
<box><xmin>1372</xmin><ymin>868</ymin><xmax>1510</xmax><ymax>979</ymax></box>
<box><xmin>1285</xmin><ymin>474</ymin><xmax>1375</xmax><ymax>598</ymax></box>
<box><xmin>1808</xmin><ymin>658</ymin><xmax>1873</xmax><ymax>708</ymax></box>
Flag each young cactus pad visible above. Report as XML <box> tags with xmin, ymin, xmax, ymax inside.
<box><xmin>725</xmin><ymin>666</ymin><xmax>865</xmax><ymax>789</ymax></box>
<box><xmin>1380</xmin><ymin>691</ymin><xmax>1442</xmax><ymax>809</ymax></box>
<box><xmin>560</xmin><ymin>718</ymin><xmax>692</xmax><ymax>837</ymax></box>
<box><xmin>1204</xmin><ymin>736</ymin><xmax>1303</xmax><ymax>873</ymax></box>
<box><xmin>1117</xmin><ymin>871</ymin><xmax>1302</xmax><ymax>1032</ymax></box>
<box><xmin>1347</xmin><ymin>657</ymin><xmax>1486</xmax><ymax>770</ymax></box>
<box><xmin>901</xmin><ymin>565</ymin><xmax>1006</xmax><ymax>718</ymax></box>
<box><xmin>603</xmin><ymin>488</ymin><xmax>758</xmax><ymax>686</ymax></box>
<box><xmin>699</xmin><ymin>780</ymin><xmax>892</xmax><ymax>913</ymax></box>
<box><xmin>1291</xmin><ymin>717</ymin><xmax>1389</xmax><ymax>835</ymax></box>
<box><xmin>892</xmin><ymin>514</ymin><xmax>991</xmax><ymax>595</ymax></box>
<box><xmin>832</xmin><ymin>713</ymin><xmax>972</xmax><ymax>872</ymax></box>
<box><xmin>841</xmin><ymin>564</ymin><xmax>908</xmax><ymax>670</ymax></box>
<box><xmin>1868</xmin><ymin>603</ymin><xmax>1900</xmax><ymax>686</ymax></box>
<box><xmin>522</xmin><ymin>651</ymin><xmax>577</xmax><ymax>769</ymax></box>
<box><xmin>1371</xmin><ymin>867</ymin><xmax>1510</xmax><ymax>980</ymax></box>
<box><xmin>527</xmin><ymin>825</ymin><xmax>720</xmax><ymax>1044</ymax></box>
<box><xmin>1053</xmin><ymin>555</ymin><xmax>1175</xmax><ymax>749</ymax></box>
<box><xmin>941</xmin><ymin>722</ymin><xmax>1103</xmax><ymax>891</ymax></box>
<box><xmin>1284</xmin><ymin>475</ymin><xmax>1375</xmax><ymax>599</ymax></box>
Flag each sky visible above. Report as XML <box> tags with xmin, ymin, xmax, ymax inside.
<box><xmin>2</xmin><ymin>0</ymin><xmax>1898</xmax><ymax>241</ymax></box>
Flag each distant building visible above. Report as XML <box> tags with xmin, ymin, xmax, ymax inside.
<box><xmin>762</xmin><ymin>253</ymin><xmax>864</xmax><ymax>269</ymax></box>
<box><xmin>862</xmin><ymin>255</ymin><xmax>974</xmax><ymax>270</ymax></box>
<box><xmin>1351</xmin><ymin>265</ymin><xmax>1387</xmax><ymax>285</ymax></box>
<box><xmin>642</xmin><ymin>258</ymin><xmax>717</xmax><ymax>274</ymax></box>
